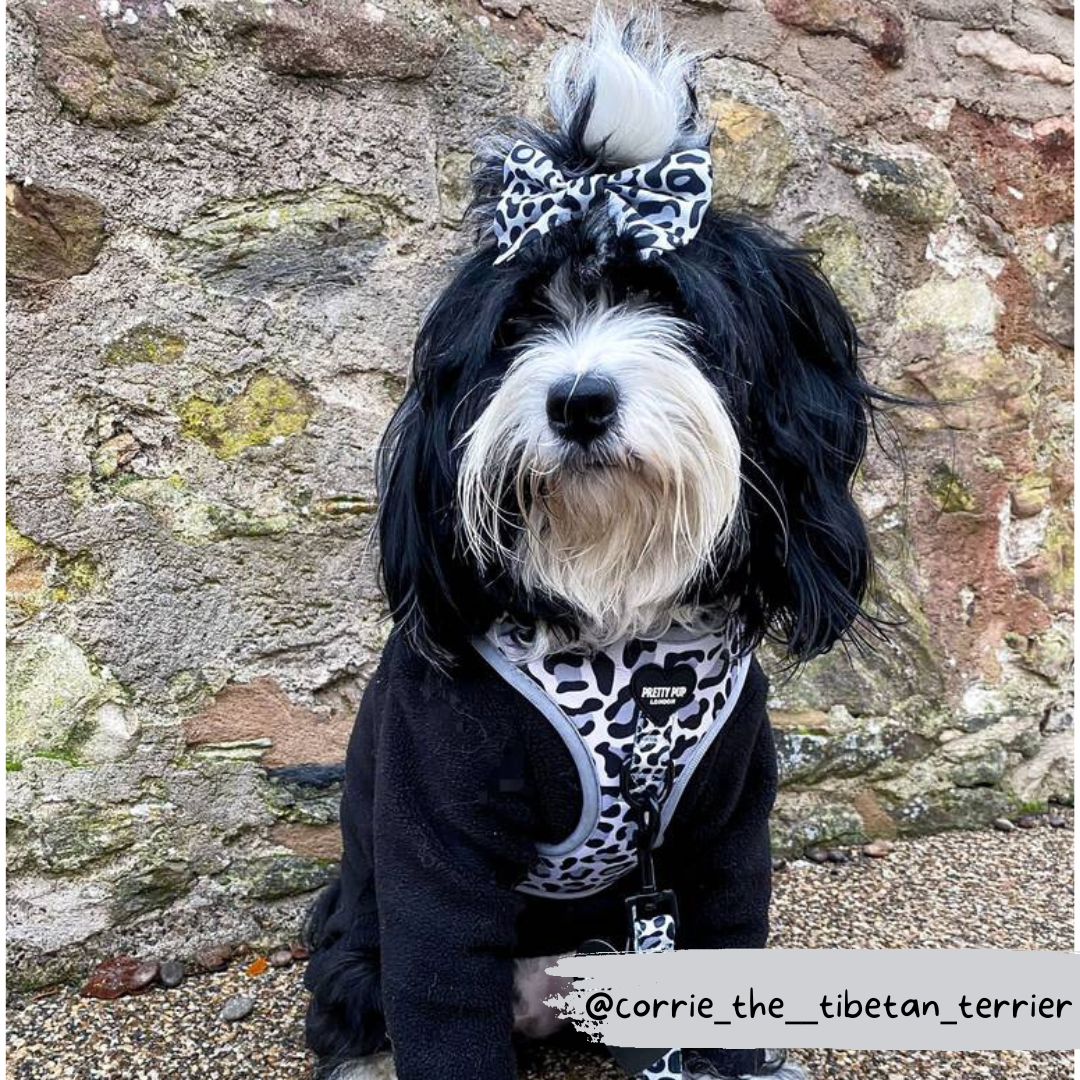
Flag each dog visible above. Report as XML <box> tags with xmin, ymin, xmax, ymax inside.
<box><xmin>304</xmin><ymin>9</ymin><xmax>878</xmax><ymax>1080</ymax></box>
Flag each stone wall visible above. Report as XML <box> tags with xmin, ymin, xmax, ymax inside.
<box><xmin>6</xmin><ymin>0</ymin><xmax>1073</xmax><ymax>988</ymax></box>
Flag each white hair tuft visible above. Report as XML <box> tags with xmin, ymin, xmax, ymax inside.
<box><xmin>547</xmin><ymin>6</ymin><xmax>707</xmax><ymax>166</ymax></box>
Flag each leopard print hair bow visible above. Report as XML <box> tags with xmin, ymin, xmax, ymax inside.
<box><xmin>492</xmin><ymin>141</ymin><xmax>713</xmax><ymax>266</ymax></box>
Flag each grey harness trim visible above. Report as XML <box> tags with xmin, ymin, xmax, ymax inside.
<box><xmin>472</xmin><ymin>634</ymin><xmax>600</xmax><ymax>858</ymax></box>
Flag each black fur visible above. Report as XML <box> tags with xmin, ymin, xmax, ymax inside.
<box><xmin>377</xmin><ymin>207</ymin><xmax>879</xmax><ymax>666</ymax></box>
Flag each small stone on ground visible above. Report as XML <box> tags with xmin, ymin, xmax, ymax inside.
<box><xmin>6</xmin><ymin>823</ymin><xmax>1073</xmax><ymax>1079</ymax></box>
<box><xmin>220</xmin><ymin>994</ymin><xmax>256</xmax><ymax>1022</ymax></box>
<box><xmin>159</xmin><ymin>961</ymin><xmax>186</xmax><ymax>988</ymax></box>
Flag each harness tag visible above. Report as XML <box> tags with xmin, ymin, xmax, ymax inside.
<box><xmin>629</xmin><ymin>663</ymin><xmax>697</xmax><ymax>723</ymax></box>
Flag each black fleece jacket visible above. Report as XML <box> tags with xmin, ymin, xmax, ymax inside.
<box><xmin>305</xmin><ymin>632</ymin><xmax>777</xmax><ymax>1080</ymax></box>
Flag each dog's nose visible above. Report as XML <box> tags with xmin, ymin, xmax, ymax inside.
<box><xmin>546</xmin><ymin>375</ymin><xmax>619</xmax><ymax>447</ymax></box>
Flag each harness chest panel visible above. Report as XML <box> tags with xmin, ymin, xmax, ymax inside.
<box><xmin>474</xmin><ymin>625</ymin><xmax>750</xmax><ymax>899</ymax></box>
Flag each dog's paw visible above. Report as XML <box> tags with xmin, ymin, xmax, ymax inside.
<box><xmin>685</xmin><ymin>1050</ymin><xmax>809</xmax><ymax>1080</ymax></box>
<box><xmin>325</xmin><ymin>1054</ymin><xmax>397</xmax><ymax>1080</ymax></box>
<box><xmin>760</xmin><ymin>1057</ymin><xmax>808</xmax><ymax>1080</ymax></box>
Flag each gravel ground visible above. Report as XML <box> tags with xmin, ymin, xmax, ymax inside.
<box><xmin>7</xmin><ymin>821</ymin><xmax>1074</xmax><ymax>1080</ymax></box>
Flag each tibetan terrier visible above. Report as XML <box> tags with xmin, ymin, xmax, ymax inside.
<box><xmin>305</xmin><ymin>9</ymin><xmax>878</xmax><ymax>1080</ymax></box>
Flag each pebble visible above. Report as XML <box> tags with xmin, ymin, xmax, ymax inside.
<box><xmin>220</xmin><ymin>995</ymin><xmax>255</xmax><ymax>1022</ymax></box>
<box><xmin>992</xmin><ymin>817</ymin><xmax>1016</xmax><ymax>832</ymax></box>
<box><xmin>159</xmin><ymin>961</ymin><xmax>186</xmax><ymax>989</ymax></box>
<box><xmin>1016</xmin><ymin>814</ymin><xmax>1039</xmax><ymax>830</ymax></box>
<box><xmin>81</xmin><ymin>957</ymin><xmax>160</xmax><ymax>1000</ymax></box>
<box><xmin>1049</xmin><ymin>812</ymin><xmax>1067</xmax><ymax>828</ymax></box>
<box><xmin>827</xmin><ymin>848</ymin><xmax>852</xmax><ymax>864</ymax></box>
<box><xmin>806</xmin><ymin>846</ymin><xmax>830</xmax><ymax>863</ymax></box>
<box><xmin>863</xmin><ymin>841</ymin><xmax>894</xmax><ymax>858</ymax></box>
<box><xmin>194</xmin><ymin>944</ymin><xmax>234</xmax><ymax>972</ymax></box>
<box><xmin>290</xmin><ymin>942</ymin><xmax>310</xmax><ymax>961</ymax></box>
<box><xmin>269</xmin><ymin>949</ymin><xmax>294</xmax><ymax>969</ymax></box>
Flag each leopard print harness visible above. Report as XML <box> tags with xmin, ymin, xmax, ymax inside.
<box><xmin>473</xmin><ymin>623</ymin><xmax>750</xmax><ymax>899</ymax></box>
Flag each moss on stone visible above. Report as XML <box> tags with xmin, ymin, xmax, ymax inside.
<box><xmin>103</xmin><ymin>324</ymin><xmax>186</xmax><ymax>366</ymax></box>
<box><xmin>802</xmin><ymin>216</ymin><xmax>876</xmax><ymax>323</ymax></box>
<box><xmin>709</xmin><ymin>96</ymin><xmax>794</xmax><ymax>211</ymax></box>
<box><xmin>928</xmin><ymin>463</ymin><xmax>977</xmax><ymax>513</ymax></box>
<box><xmin>179</xmin><ymin>375</ymin><xmax>314</xmax><ymax>460</ymax></box>
<box><xmin>37</xmin><ymin>808</ymin><xmax>137</xmax><ymax>873</ymax></box>
<box><xmin>6</xmin><ymin>524</ymin><xmax>51</xmax><ymax>616</ymax></box>
<box><xmin>222</xmin><ymin>853</ymin><xmax>336</xmax><ymax>901</ymax></box>
<box><xmin>830</xmin><ymin>141</ymin><xmax>959</xmax><ymax>225</ymax></box>
<box><xmin>177</xmin><ymin>185</ymin><xmax>400</xmax><ymax>249</ymax></box>
<box><xmin>111</xmin><ymin>858</ymin><xmax>195</xmax><ymax>921</ymax></box>
<box><xmin>6</xmin><ymin>634</ymin><xmax>132</xmax><ymax>767</ymax></box>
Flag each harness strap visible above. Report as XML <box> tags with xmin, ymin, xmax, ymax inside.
<box><xmin>622</xmin><ymin>699</ymin><xmax>684</xmax><ymax>1080</ymax></box>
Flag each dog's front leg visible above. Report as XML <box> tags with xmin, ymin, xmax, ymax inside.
<box><xmin>367</xmin><ymin>687</ymin><xmax>539</xmax><ymax>1080</ymax></box>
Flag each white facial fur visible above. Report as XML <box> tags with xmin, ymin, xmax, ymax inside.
<box><xmin>458</xmin><ymin>281</ymin><xmax>742</xmax><ymax>654</ymax></box>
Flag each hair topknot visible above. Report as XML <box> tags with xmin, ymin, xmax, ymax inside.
<box><xmin>468</xmin><ymin>7</ymin><xmax>710</xmax><ymax>243</ymax></box>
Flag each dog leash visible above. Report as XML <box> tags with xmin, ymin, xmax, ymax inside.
<box><xmin>617</xmin><ymin>666</ymin><xmax>690</xmax><ymax>1080</ymax></box>
<box><xmin>616</xmin><ymin>669</ymin><xmax>787</xmax><ymax>1080</ymax></box>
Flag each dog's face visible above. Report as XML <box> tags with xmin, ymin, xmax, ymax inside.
<box><xmin>458</xmin><ymin>268</ymin><xmax>742</xmax><ymax>650</ymax></box>
<box><xmin>377</xmin><ymin>12</ymin><xmax>877</xmax><ymax>663</ymax></box>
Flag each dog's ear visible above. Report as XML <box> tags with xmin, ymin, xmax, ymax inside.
<box><xmin>377</xmin><ymin>250</ymin><xmax>525</xmax><ymax>663</ymax></box>
<box><xmin>669</xmin><ymin>215</ymin><xmax>877</xmax><ymax>661</ymax></box>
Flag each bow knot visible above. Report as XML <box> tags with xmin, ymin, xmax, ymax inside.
<box><xmin>492</xmin><ymin>142</ymin><xmax>713</xmax><ymax>266</ymax></box>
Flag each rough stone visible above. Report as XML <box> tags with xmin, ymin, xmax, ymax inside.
<box><xmin>172</xmin><ymin>185</ymin><xmax>407</xmax><ymax>300</ymax></box>
<box><xmin>1004</xmin><ymin>731</ymin><xmax>1074</xmax><ymax>805</ymax></box>
<box><xmin>222</xmin><ymin>854</ymin><xmax>336</xmax><ymax>901</ymax></box>
<box><xmin>5</xmin><ymin>0</ymin><xmax>1073</xmax><ymax>989</ymax></box>
<box><xmin>31</xmin><ymin>0</ymin><xmax>201</xmax><ymax>127</ymax></box>
<box><xmin>437</xmin><ymin>149</ymin><xmax>474</xmax><ymax>227</ymax></box>
<box><xmin>6</xmin><ymin>633</ymin><xmax>134</xmax><ymax>767</ymax></box>
<box><xmin>895</xmin><ymin>277</ymin><xmax>1001</xmax><ymax>348</ymax></box>
<box><xmin>709</xmin><ymin>96</ymin><xmax>795</xmax><ymax>211</ymax></box>
<box><xmin>830</xmin><ymin>141</ymin><xmax>959</xmax><ymax>225</ymax></box>
<box><xmin>231</xmin><ymin>0</ymin><xmax>447</xmax><ymax>80</ymax></box>
<box><xmin>955</xmin><ymin>30</ymin><xmax>1074</xmax><ymax>84</ymax></box>
<box><xmin>765</xmin><ymin>0</ymin><xmax>905</xmax><ymax>66</ymax></box>
<box><xmin>1016</xmin><ymin>222</ymin><xmax>1074</xmax><ymax>348</ymax></box>
<box><xmin>937</xmin><ymin>110</ymin><xmax>1072</xmax><ymax>232</ymax></box>
<box><xmin>6</xmin><ymin>181</ymin><xmax>105</xmax><ymax>286</ymax></box>
<box><xmin>184</xmin><ymin>677</ymin><xmax>349</xmax><ymax>766</ymax></box>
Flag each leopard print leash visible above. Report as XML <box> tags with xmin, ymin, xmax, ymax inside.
<box><xmin>623</xmin><ymin>667</ymin><xmax>690</xmax><ymax>1080</ymax></box>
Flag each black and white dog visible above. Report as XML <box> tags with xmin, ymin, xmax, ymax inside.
<box><xmin>305</xmin><ymin>10</ymin><xmax>877</xmax><ymax>1080</ymax></box>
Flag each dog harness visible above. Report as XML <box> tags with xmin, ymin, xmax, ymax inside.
<box><xmin>474</xmin><ymin>622</ymin><xmax>751</xmax><ymax>1080</ymax></box>
<box><xmin>475</xmin><ymin>621</ymin><xmax>751</xmax><ymax>899</ymax></box>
